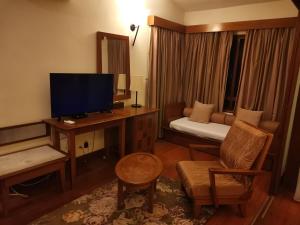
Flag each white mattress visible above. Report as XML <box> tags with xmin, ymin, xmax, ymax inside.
<box><xmin>169</xmin><ymin>117</ymin><xmax>230</xmax><ymax>141</ymax></box>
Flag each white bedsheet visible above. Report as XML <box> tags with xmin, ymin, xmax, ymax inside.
<box><xmin>169</xmin><ymin>117</ymin><xmax>230</xmax><ymax>141</ymax></box>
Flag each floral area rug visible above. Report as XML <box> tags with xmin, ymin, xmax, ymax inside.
<box><xmin>30</xmin><ymin>177</ymin><xmax>214</xmax><ymax>225</ymax></box>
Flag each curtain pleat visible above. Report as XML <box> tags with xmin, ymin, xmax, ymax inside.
<box><xmin>237</xmin><ymin>28</ymin><xmax>295</xmax><ymax>121</ymax></box>
<box><xmin>148</xmin><ymin>27</ymin><xmax>185</xmax><ymax>136</ymax></box>
<box><xmin>183</xmin><ymin>32</ymin><xmax>233</xmax><ymax>111</ymax></box>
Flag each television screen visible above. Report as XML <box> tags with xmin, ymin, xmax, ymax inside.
<box><xmin>50</xmin><ymin>73</ymin><xmax>113</xmax><ymax>118</ymax></box>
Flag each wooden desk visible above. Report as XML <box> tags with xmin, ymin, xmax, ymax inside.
<box><xmin>44</xmin><ymin>107</ymin><xmax>158</xmax><ymax>187</ymax></box>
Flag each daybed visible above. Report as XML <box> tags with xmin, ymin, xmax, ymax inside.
<box><xmin>163</xmin><ymin>102</ymin><xmax>279</xmax><ymax>164</ymax></box>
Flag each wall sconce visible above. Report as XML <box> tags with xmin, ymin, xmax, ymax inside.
<box><xmin>130</xmin><ymin>24</ymin><xmax>139</xmax><ymax>46</ymax></box>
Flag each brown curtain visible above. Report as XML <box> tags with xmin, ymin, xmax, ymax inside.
<box><xmin>148</xmin><ymin>27</ymin><xmax>185</xmax><ymax>135</ymax></box>
<box><xmin>183</xmin><ymin>32</ymin><xmax>233</xmax><ymax>111</ymax></box>
<box><xmin>108</xmin><ymin>39</ymin><xmax>127</xmax><ymax>94</ymax></box>
<box><xmin>237</xmin><ymin>28</ymin><xmax>295</xmax><ymax>121</ymax></box>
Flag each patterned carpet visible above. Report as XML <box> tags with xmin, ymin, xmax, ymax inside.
<box><xmin>30</xmin><ymin>177</ymin><xmax>214</xmax><ymax>225</ymax></box>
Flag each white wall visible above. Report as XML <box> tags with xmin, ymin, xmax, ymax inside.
<box><xmin>0</xmin><ymin>0</ymin><xmax>183</xmax><ymax>127</ymax></box>
<box><xmin>184</xmin><ymin>0</ymin><xmax>297</xmax><ymax>25</ymax></box>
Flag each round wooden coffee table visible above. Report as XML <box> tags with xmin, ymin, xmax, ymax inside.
<box><xmin>115</xmin><ymin>152</ymin><xmax>163</xmax><ymax>212</ymax></box>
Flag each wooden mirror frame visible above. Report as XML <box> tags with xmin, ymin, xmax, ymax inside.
<box><xmin>96</xmin><ymin>31</ymin><xmax>131</xmax><ymax>101</ymax></box>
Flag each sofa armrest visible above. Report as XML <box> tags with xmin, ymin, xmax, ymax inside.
<box><xmin>163</xmin><ymin>102</ymin><xmax>186</xmax><ymax>127</ymax></box>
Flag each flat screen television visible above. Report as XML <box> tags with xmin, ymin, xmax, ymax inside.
<box><xmin>50</xmin><ymin>73</ymin><xmax>113</xmax><ymax>118</ymax></box>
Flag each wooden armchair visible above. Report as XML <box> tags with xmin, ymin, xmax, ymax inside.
<box><xmin>176</xmin><ymin>120</ymin><xmax>273</xmax><ymax>217</ymax></box>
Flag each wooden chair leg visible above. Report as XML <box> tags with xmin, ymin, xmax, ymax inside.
<box><xmin>193</xmin><ymin>201</ymin><xmax>202</xmax><ymax>218</ymax></box>
<box><xmin>238</xmin><ymin>204</ymin><xmax>247</xmax><ymax>217</ymax></box>
<box><xmin>147</xmin><ymin>183</ymin><xmax>154</xmax><ymax>213</ymax></box>
<box><xmin>0</xmin><ymin>181</ymin><xmax>9</xmax><ymax>216</ymax></box>
<box><xmin>117</xmin><ymin>179</ymin><xmax>124</xmax><ymax>210</ymax></box>
<box><xmin>59</xmin><ymin>166</ymin><xmax>66</xmax><ymax>192</ymax></box>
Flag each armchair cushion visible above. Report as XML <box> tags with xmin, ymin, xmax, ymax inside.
<box><xmin>220</xmin><ymin>120</ymin><xmax>268</xmax><ymax>171</ymax></box>
<box><xmin>177</xmin><ymin>161</ymin><xmax>245</xmax><ymax>199</ymax></box>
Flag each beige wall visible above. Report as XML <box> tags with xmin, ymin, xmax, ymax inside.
<box><xmin>184</xmin><ymin>0</ymin><xmax>298</xmax><ymax>25</ymax></box>
<box><xmin>0</xmin><ymin>0</ymin><xmax>183</xmax><ymax>128</ymax></box>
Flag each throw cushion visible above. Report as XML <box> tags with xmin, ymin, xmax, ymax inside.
<box><xmin>183</xmin><ymin>107</ymin><xmax>193</xmax><ymax>117</ymax></box>
<box><xmin>211</xmin><ymin>113</ymin><xmax>226</xmax><ymax>124</ymax></box>
<box><xmin>236</xmin><ymin>107</ymin><xmax>263</xmax><ymax>127</ymax></box>
<box><xmin>220</xmin><ymin>120</ymin><xmax>267</xmax><ymax>170</ymax></box>
<box><xmin>189</xmin><ymin>101</ymin><xmax>214</xmax><ymax>123</ymax></box>
<box><xmin>224</xmin><ymin>114</ymin><xmax>236</xmax><ymax>126</ymax></box>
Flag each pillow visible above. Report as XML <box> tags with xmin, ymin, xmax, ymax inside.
<box><xmin>224</xmin><ymin>114</ymin><xmax>236</xmax><ymax>126</ymax></box>
<box><xmin>183</xmin><ymin>107</ymin><xmax>193</xmax><ymax>117</ymax></box>
<box><xmin>211</xmin><ymin>112</ymin><xmax>225</xmax><ymax>124</ymax></box>
<box><xmin>236</xmin><ymin>107</ymin><xmax>263</xmax><ymax>127</ymax></box>
<box><xmin>189</xmin><ymin>101</ymin><xmax>214</xmax><ymax>123</ymax></box>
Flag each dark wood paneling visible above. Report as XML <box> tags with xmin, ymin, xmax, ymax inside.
<box><xmin>126</xmin><ymin>112</ymin><xmax>158</xmax><ymax>153</ymax></box>
<box><xmin>147</xmin><ymin>16</ymin><xmax>185</xmax><ymax>33</ymax></box>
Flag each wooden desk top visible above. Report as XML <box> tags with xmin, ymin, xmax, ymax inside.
<box><xmin>44</xmin><ymin>107</ymin><xmax>158</xmax><ymax>130</ymax></box>
<box><xmin>115</xmin><ymin>152</ymin><xmax>163</xmax><ymax>185</ymax></box>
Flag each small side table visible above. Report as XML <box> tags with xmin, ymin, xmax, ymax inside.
<box><xmin>115</xmin><ymin>153</ymin><xmax>163</xmax><ymax>212</ymax></box>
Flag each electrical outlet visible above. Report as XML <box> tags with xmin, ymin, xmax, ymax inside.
<box><xmin>84</xmin><ymin>141</ymin><xmax>89</xmax><ymax>148</ymax></box>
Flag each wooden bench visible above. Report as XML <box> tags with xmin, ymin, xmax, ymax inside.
<box><xmin>0</xmin><ymin>145</ymin><xmax>67</xmax><ymax>216</ymax></box>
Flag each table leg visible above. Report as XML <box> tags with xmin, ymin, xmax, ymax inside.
<box><xmin>118</xmin><ymin>179</ymin><xmax>124</xmax><ymax>210</ymax></box>
<box><xmin>51</xmin><ymin>127</ymin><xmax>61</xmax><ymax>151</ymax></box>
<box><xmin>148</xmin><ymin>182</ymin><xmax>154</xmax><ymax>213</ymax></box>
<box><xmin>59</xmin><ymin>164</ymin><xmax>66</xmax><ymax>192</ymax></box>
<box><xmin>118</xmin><ymin>120</ymin><xmax>126</xmax><ymax>158</ymax></box>
<box><xmin>67</xmin><ymin>131</ymin><xmax>76</xmax><ymax>188</ymax></box>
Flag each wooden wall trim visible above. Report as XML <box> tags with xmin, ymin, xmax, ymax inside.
<box><xmin>186</xmin><ymin>17</ymin><xmax>298</xmax><ymax>33</ymax></box>
<box><xmin>0</xmin><ymin>122</ymin><xmax>49</xmax><ymax>146</ymax></box>
<box><xmin>148</xmin><ymin>15</ymin><xmax>298</xmax><ymax>33</ymax></box>
<box><xmin>147</xmin><ymin>16</ymin><xmax>185</xmax><ymax>33</ymax></box>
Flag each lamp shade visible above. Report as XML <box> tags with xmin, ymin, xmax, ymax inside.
<box><xmin>117</xmin><ymin>74</ymin><xmax>126</xmax><ymax>90</ymax></box>
<box><xmin>130</xmin><ymin>75</ymin><xmax>144</xmax><ymax>92</ymax></box>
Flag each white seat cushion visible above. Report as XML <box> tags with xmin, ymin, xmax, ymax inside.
<box><xmin>170</xmin><ymin>117</ymin><xmax>230</xmax><ymax>141</ymax></box>
<box><xmin>0</xmin><ymin>145</ymin><xmax>65</xmax><ymax>177</ymax></box>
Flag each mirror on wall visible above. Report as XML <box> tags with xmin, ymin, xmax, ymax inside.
<box><xmin>97</xmin><ymin>32</ymin><xmax>131</xmax><ymax>101</ymax></box>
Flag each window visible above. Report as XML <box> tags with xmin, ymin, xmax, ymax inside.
<box><xmin>223</xmin><ymin>35</ymin><xmax>245</xmax><ymax>112</ymax></box>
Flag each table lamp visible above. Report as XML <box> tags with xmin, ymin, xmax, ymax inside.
<box><xmin>117</xmin><ymin>74</ymin><xmax>126</xmax><ymax>94</ymax></box>
<box><xmin>130</xmin><ymin>75</ymin><xmax>144</xmax><ymax>108</ymax></box>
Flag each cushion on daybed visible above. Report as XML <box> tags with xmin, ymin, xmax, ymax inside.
<box><xmin>190</xmin><ymin>101</ymin><xmax>214</xmax><ymax>123</ymax></box>
<box><xmin>170</xmin><ymin>117</ymin><xmax>230</xmax><ymax>141</ymax></box>
<box><xmin>236</xmin><ymin>107</ymin><xmax>263</xmax><ymax>127</ymax></box>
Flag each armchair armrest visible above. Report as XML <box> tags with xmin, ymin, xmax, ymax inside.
<box><xmin>208</xmin><ymin>167</ymin><xmax>263</xmax><ymax>208</ymax></box>
<box><xmin>163</xmin><ymin>102</ymin><xmax>185</xmax><ymax>127</ymax></box>
<box><xmin>189</xmin><ymin>144</ymin><xmax>220</xmax><ymax>160</ymax></box>
<box><xmin>208</xmin><ymin>168</ymin><xmax>263</xmax><ymax>176</ymax></box>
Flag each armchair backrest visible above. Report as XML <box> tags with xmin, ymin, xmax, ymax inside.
<box><xmin>220</xmin><ymin>120</ymin><xmax>273</xmax><ymax>171</ymax></box>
